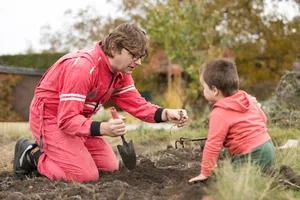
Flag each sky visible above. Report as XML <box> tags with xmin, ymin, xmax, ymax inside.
<box><xmin>0</xmin><ymin>0</ymin><xmax>298</xmax><ymax>56</ymax></box>
<box><xmin>0</xmin><ymin>0</ymin><xmax>119</xmax><ymax>55</ymax></box>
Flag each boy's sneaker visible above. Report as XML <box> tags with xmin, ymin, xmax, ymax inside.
<box><xmin>13</xmin><ymin>138</ymin><xmax>37</xmax><ymax>177</ymax></box>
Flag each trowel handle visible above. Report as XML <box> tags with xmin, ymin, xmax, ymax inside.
<box><xmin>110</xmin><ymin>107</ymin><xmax>127</xmax><ymax>144</ymax></box>
<box><xmin>120</xmin><ymin>135</ymin><xmax>127</xmax><ymax>144</ymax></box>
<box><xmin>110</xmin><ymin>107</ymin><xmax>119</xmax><ymax>119</ymax></box>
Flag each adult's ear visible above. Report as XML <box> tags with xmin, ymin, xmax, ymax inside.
<box><xmin>110</xmin><ymin>45</ymin><xmax>116</xmax><ymax>57</ymax></box>
<box><xmin>111</xmin><ymin>44</ymin><xmax>123</xmax><ymax>57</ymax></box>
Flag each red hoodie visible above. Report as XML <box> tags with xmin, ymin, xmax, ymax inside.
<box><xmin>201</xmin><ymin>90</ymin><xmax>271</xmax><ymax>177</ymax></box>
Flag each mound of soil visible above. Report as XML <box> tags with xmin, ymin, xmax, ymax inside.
<box><xmin>0</xmin><ymin>147</ymin><xmax>214</xmax><ymax>200</ymax></box>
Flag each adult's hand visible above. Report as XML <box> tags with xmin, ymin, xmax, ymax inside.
<box><xmin>100</xmin><ymin>117</ymin><xmax>126</xmax><ymax>137</ymax></box>
<box><xmin>162</xmin><ymin>109</ymin><xmax>188</xmax><ymax>127</ymax></box>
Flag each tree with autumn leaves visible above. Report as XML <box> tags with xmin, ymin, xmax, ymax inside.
<box><xmin>39</xmin><ymin>0</ymin><xmax>299</xmax><ymax>114</ymax></box>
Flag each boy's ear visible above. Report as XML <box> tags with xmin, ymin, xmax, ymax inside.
<box><xmin>211</xmin><ymin>86</ymin><xmax>219</xmax><ymax>96</ymax></box>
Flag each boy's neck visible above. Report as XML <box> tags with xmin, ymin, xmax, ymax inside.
<box><xmin>215</xmin><ymin>90</ymin><xmax>239</xmax><ymax>102</ymax></box>
<box><xmin>214</xmin><ymin>95</ymin><xmax>225</xmax><ymax>102</ymax></box>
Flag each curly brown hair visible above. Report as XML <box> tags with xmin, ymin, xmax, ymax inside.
<box><xmin>101</xmin><ymin>22</ymin><xmax>149</xmax><ymax>58</ymax></box>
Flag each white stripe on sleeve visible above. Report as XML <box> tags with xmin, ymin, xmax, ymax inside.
<box><xmin>114</xmin><ymin>84</ymin><xmax>135</xmax><ymax>92</ymax></box>
<box><xmin>85</xmin><ymin>103</ymin><xmax>102</xmax><ymax>109</ymax></box>
<box><xmin>59</xmin><ymin>93</ymin><xmax>86</xmax><ymax>102</ymax></box>
<box><xmin>112</xmin><ymin>85</ymin><xmax>136</xmax><ymax>96</ymax></box>
<box><xmin>90</xmin><ymin>67</ymin><xmax>95</xmax><ymax>74</ymax></box>
<box><xmin>73</xmin><ymin>57</ymin><xmax>80</xmax><ymax>65</ymax></box>
<box><xmin>60</xmin><ymin>97</ymin><xmax>85</xmax><ymax>102</ymax></box>
<box><xmin>60</xmin><ymin>94</ymin><xmax>86</xmax><ymax>98</ymax></box>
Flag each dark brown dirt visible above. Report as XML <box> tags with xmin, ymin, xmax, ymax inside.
<box><xmin>0</xmin><ymin>147</ymin><xmax>215</xmax><ymax>200</ymax></box>
<box><xmin>279</xmin><ymin>165</ymin><xmax>300</xmax><ymax>190</ymax></box>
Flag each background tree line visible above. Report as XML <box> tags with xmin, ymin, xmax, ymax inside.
<box><xmin>37</xmin><ymin>0</ymin><xmax>300</xmax><ymax>114</ymax></box>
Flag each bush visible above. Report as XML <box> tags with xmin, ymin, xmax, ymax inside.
<box><xmin>0</xmin><ymin>74</ymin><xmax>24</xmax><ymax>121</ymax></box>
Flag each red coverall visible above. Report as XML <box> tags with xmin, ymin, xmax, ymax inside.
<box><xmin>29</xmin><ymin>42</ymin><xmax>162</xmax><ymax>182</ymax></box>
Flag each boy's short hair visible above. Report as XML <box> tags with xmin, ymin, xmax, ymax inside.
<box><xmin>200</xmin><ymin>58</ymin><xmax>239</xmax><ymax>97</ymax></box>
<box><xmin>101</xmin><ymin>22</ymin><xmax>149</xmax><ymax>58</ymax></box>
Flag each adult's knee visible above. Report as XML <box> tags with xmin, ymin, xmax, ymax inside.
<box><xmin>82</xmin><ymin>169</ymin><xmax>99</xmax><ymax>182</ymax></box>
<box><xmin>106</xmin><ymin>159</ymin><xmax>119</xmax><ymax>172</ymax></box>
<box><xmin>95</xmin><ymin>155</ymin><xmax>119</xmax><ymax>172</ymax></box>
<box><xmin>67</xmin><ymin>166</ymin><xmax>99</xmax><ymax>182</ymax></box>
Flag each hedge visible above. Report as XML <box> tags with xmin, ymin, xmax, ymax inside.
<box><xmin>0</xmin><ymin>53</ymin><xmax>66</xmax><ymax>70</ymax></box>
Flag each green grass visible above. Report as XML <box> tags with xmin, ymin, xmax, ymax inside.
<box><xmin>211</xmin><ymin>145</ymin><xmax>300</xmax><ymax>200</ymax></box>
<box><xmin>276</xmin><ymin>145</ymin><xmax>300</xmax><ymax>171</ymax></box>
<box><xmin>213</xmin><ymin>159</ymin><xmax>300</xmax><ymax>200</ymax></box>
<box><xmin>125</xmin><ymin>125</ymin><xmax>207</xmax><ymax>144</ymax></box>
<box><xmin>268</xmin><ymin>127</ymin><xmax>300</xmax><ymax>146</ymax></box>
<box><xmin>0</xmin><ymin>122</ymin><xmax>33</xmax><ymax>140</ymax></box>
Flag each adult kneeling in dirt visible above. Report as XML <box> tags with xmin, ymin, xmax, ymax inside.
<box><xmin>189</xmin><ymin>58</ymin><xmax>276</xmax><ymax>183</ymax></box>
<box><xmin>13</xmin><ymin>22</ymin><xmax>188</xmax><ymax>183</ymax></box>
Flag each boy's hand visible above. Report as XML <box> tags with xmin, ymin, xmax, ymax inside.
<box><xmin>188</xmin><ymin>174</ymin><xmax>208</xmax><ymax>183</ymax></box>
<box><xmin>162</xmin><ymin>109</ymin><xmax>188</xmax><ymax>127</ymax></box>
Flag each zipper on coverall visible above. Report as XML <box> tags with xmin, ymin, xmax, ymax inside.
<box><xmin>93</xmin><ymin>72</ymin><xmax>115</xmax><ymax>112</ymax></box>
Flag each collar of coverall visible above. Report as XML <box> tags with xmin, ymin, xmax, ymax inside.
<box><xmin>97</xmin><ymin>41</ymin><xmax>123</xmax><ymax>79</ymax></box>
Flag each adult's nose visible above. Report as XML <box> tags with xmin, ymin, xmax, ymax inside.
<box><xmin>134</xmin><ymin>58</ymin><xmax>142</xmax><ymax>65</ymax></box>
